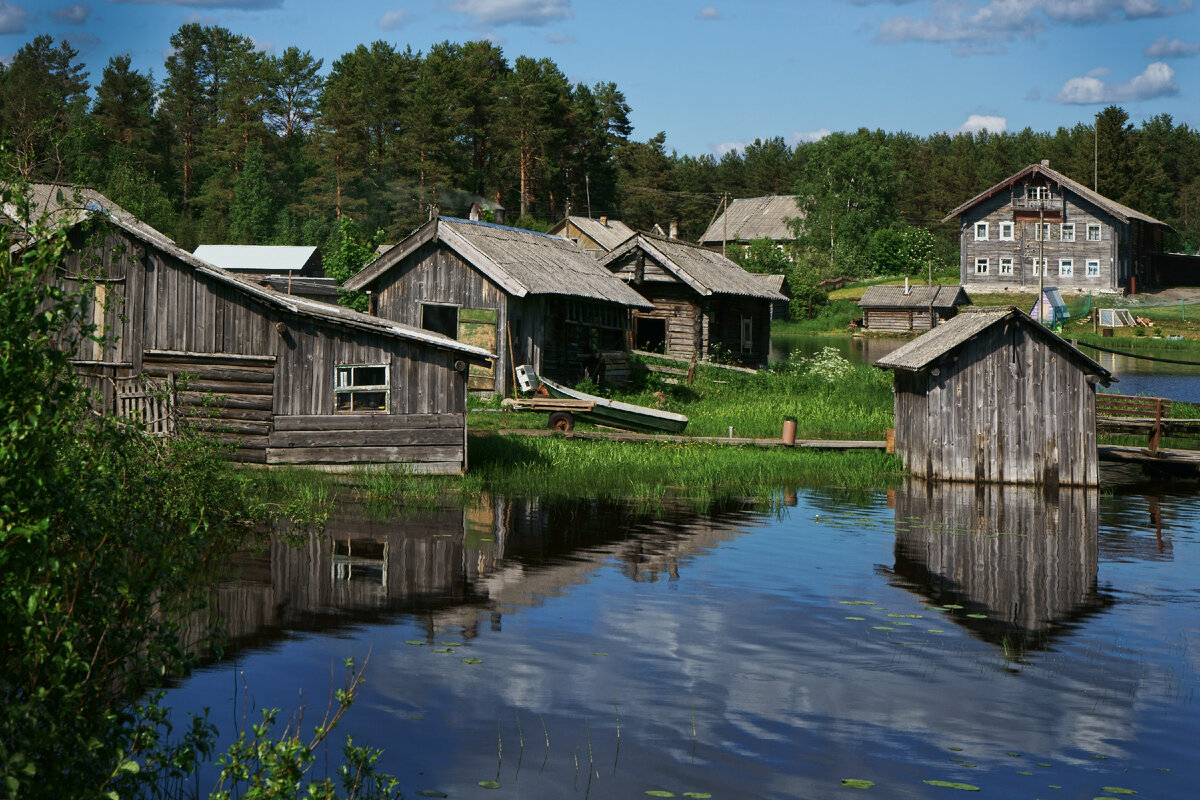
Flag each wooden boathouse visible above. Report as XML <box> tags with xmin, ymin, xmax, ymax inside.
<box><xmin>857</xmin><ymin>284</ymin><xmax>968</xmax><ymax>332</ymax></box>
<box><xmin>599</xmin><ymin>232</ymin><xmax>786</xmax><ymax>367</ymax></box>
<box><xmin>344</xmin><ymin>217</ymin><xmax>653</xmax><ymax>396</ymax></box>
<box><xmin>10</xmin><ymin>183</ymin><xmax>493</xmax><ymax>473</ymax></box>
<box><xmin>875</xmin><ymin>307</ymin><xmax>1113</xmax><ymax>486</ymax></box>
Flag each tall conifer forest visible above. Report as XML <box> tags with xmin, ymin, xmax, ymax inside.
<box><xmin>3</xmin><ymin>28</ymin><xmax>1199</xmax><ymax>277</ymax></box>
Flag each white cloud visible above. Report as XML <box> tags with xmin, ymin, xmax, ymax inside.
<box><xmin>789</xmin><ymin>128</ymin><xmax>833</xmax><ymax>144</ymax></box>
<box><xmin>546</xmin><ymin>32</ymin><xmax>575</xmax><ymax>43</ymax></box>
<box><xmin>110</xmin><ymin>0</ymin><xmax>280</xmax><ymax>7</ymax></box>
<box><xmin>875</xmin><ymin>0</ymin><xmax>1193</xmax><ymax>47</ymax></box>
<box><xmin>0</xmin><ymin>1</ymin><xmax>28</xmax><ymax>34</ymax></box>
<box><xmin>449</xmin><ymin>0</ymin><xmax>572</xmax><ymax>26</ymax></box>
<box><xmin>1144</xmin><ymin>34</ymin><xmax>1200</xmax><ymax>58</ymax></box>
<box><xmin>379</xmin><ymin>9</ymin><xmax>412</xmax><ymax>29</ymax></box>
<box><xmin>249</xmin><ymin>35</ymin><xmax>273</xmax><ymax>55</ymax></box>
<box><xmin>50</xmin><ymin>2</ymin><xmax>90</xmax><ymax>24</ymax></box>
<box><xmin>956</xmin><ymin>114</ymin><xmax>1007</xmax><ymax>133</ymax></box>
<box><xmin>1049</xmin><ymin>61</ymin><xmax>1179</xmax><ymax>103</ymax></box>
<box><xmin>698</xmin><ymin>6</ymin><xmax>720</xmax><ymax>19</ymax></box>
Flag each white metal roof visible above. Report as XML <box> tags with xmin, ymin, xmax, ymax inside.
<box><xmin>193</xmin><ymin>244</ymin><xmax>318</xmax><ymax>272</ymax></box>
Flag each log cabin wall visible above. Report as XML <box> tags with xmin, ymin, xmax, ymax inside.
<box><xmin>892</xmin><ymin>321</ymin><xmax>1099</xmax><ymax>486</ymax></box>
<box><xmin>704</xmin><ymin>295</ymin><xmax>772</xmax><ymax>366</ymax></box>
<box><xmin>862</xmin><ymin>308</ymin><xmax>939</xmax><ymax>332</ymax></box>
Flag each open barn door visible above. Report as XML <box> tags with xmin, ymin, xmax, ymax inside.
<box><xmin>458</xmin><ymin>307</ymin><xmax>498</xmax><ymax>392</ymax></box>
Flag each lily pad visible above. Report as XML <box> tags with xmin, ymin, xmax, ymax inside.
<box><xmin>943</xmin><ymin>604</ymin><xmax>964</xmax><ymax>610</ymax></box>
<box><xmin>923</xmin><ymin>780</ymin><xmax>979</xmax><ymax>791</ymax></box>
<box><xmin>594</xmin><ymin>652</ymin><xmax>609</xmax><ymax>656</ymax></box>
<box><xmin>1006</xmin><ymin>752</ymin><xmax>1021</xmax><ymax>757</ymax></box>
<box><xmin>926</xmin><ymin>629</ymin><xmax>944</xmax><ymax>633</ymax></box>
<box><xmin>405</xmin><ymin>640</ymin><xmax>426</xmax><ymax>646</ymax></box>
<box><xmin>948</xmin><ymin>747</ymin><xmax>963</xmax><ymax>752</ymax></box>
<box><xmin>1101</xmin><ymin>788</ymin><xmax>1137</xmax><ymax>795</ymax></box>
<box><xmin>432</xmin><ymin>648</ymin><xmax>454</xmax><ymax>654</ymax></box>
<box><xmin>462</xmin><ymin>657</ymin><xmax>483</xmax><ymax>664</ymax></box>
<box><xmin>841</xmin><ymin>779</ymin><xmax>875</xmax><ymax>789</ymax></box>
<box><xmin>840</xmin><ymin>601</ymin><xmax>878</xmax><ymax>606</ymax></box>
<box><xmin>440</xmin><ymin>641</ymin><xmax>462</xmax><ymax>647</ymax></box>
<box><xmin>645</xmin><ymin>792</ymin><xmax>675</xmax><ymax>798</ymax></box>
<box><xmin>966</xmin><ymin>613</ymin><xmax>988</xmax><ymax>619</ymax></box>
<box><xmin>478</xmin><ymin>780</ymin><xmax>500</xmax><ymax>789</ymax></box>
<box><xmin>1017</xmin><ymin>771</ymin><xmax>1032</xmax><ymax>776</ymax></box>
<box><xmin>888</xmin><ymin>614</ymin><xmax>923</xmax><ymax>619</ymax></box>
<box><xmin>845</xmin><ymin>616</ymin><xmax>867</xmax><ymax>621</ymax></box>
<box><xmin>683</xmin><ymin>793</ymin><xmax>713</xmax><ymax>798</ymax></box>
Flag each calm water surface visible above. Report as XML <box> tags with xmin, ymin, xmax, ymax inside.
<box><xmin>168</xmin><ymin>481</ymin><xmax>1200</xmax><ymax>799</ymax></box>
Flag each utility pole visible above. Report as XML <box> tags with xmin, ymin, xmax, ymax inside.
<box><xmin>721</xmin><ymin>193</ymin><xmax>728</xmax><ymax>256</ymax></box>
<box><xmin>1094</xmin><ymin>113</ymin><xmax>1099</xmax><ymax>191</ymax></box>
<box><xmin>1038</xmin><ymin>200</ymin><xmax>1045</xmax><ymax>325</ymax></box>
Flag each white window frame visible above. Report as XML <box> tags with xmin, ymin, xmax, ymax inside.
<box><xmin>1061</xmin><ymin>223</ymin><xmax>1075</xmax><ymax>242</ymax></box>
<box><xmin>975</xmin><ymin>257</ymin><xmax>989</xmax><ymax>275</ymax></box>
<box><xmin>1086</xmin><ymin>259</ymin><xmax>1100</xmax><ymax>277</ymax></box>
<box><xmin>1034</xmin><ymin>222</ymin><xmax>1052</xmax><ymax>241</ymax></box>
<box><xmin>1031</xmin><ymin>258</ymin><xmax>1042</xmax><ymax>276</ymax></box>
<box><xmin>974</xmin><ymin>222</ymin><xmax>989</xmax><ymax>240</ymax></box>
<box><xmin>998</xmin><ymin>221</ymin><xmax>1014</xmax><ymax>241</ymax></box>
<box><xmin>1087</xmin><ymin>224</ymin><xmax>1102</xmax><ymax>242</ymax></box>
<box><xmin>1059</xmin><ymin>258</ymin><xmax>1074</xmax><ymax>277</ymax></box>
<box><xmin>1029</xmin><ymin>186</ymin><xmax>1050</xmax><ymax>201</ymax></box>
<box><xmin>334</xmin><ymin>363</ymin><xmax>390</xmax><ymax>413</ymax></box>
<box><xmin>999</xmin><ymin>257</ymin><xmax>1013</xmax><ymax>276</ymax></box>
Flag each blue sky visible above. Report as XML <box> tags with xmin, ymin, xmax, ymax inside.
<box><xmin>3</xmin><ymin>0</ymin><xmax>1198</xmax><ymax>156</ymax></box>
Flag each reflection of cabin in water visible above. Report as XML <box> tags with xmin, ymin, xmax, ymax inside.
<box><xmin>888</xmin><ymin>480</ymin><xmax>1110</xmax><ymax>649</ymax></box>
<box><xmin>344</xmin><ymin>217</ymin><xmax>653</xmax><ymax>395</ymax></box>
<box><xmin>9</xmin><ymin>183</ymin><xmax>491</xmax><ymax>473</ymax></box>
<box><xmin>876</xmin><ymin>307</ymin><xmax>1113</xmax><ymax>486</ymax></box>
<box><xmin>599</xmin><ymin>232</ymin><xmax>786</xmax><ymax>367</ymax></box>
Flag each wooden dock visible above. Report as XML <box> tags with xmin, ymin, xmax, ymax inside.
<box><xmin>1098</xmin><ymin>445</ymin><xmax>1200</xmax><ymax>476</ymax></box>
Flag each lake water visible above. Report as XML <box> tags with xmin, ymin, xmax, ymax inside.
<box><xmin>167</xmin><ymin>480</ymin><xmax>1200</xmax><ymax>799</ymax></box>
<box><xmin>774</xmin><ymin>333</ymin><xmax>1200</xmax><ymax>403</ymax></box>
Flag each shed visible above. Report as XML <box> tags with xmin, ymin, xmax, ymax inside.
<box><xmin>343</xmin><ymin>217</ymin><xmax>652</xmax><ymax>395</ymax></box>
<box><xmin>548</xmin><ymin>215</ymin><xmax>635</xmax><ymax>257</ymax></box>
<box><xmin>9</xmin><ymin>183</ymin><xmax>493</xmax><ymax>474</ymax></box>
<box><xmin>875</xmin><ymin>307</ymin><xmax>1113</xmax><ymax>486</ymax></box>
<box><xmin>599</xmin><ymin>232</ymin><xmax>786</xmax><ymax>366</ymax></box>
<box><xmin>754</xmin><ymin>273</ymin><xmax>792</xmax><ymax>320</ymax></box>
<box><xmin>858</xmin><ymin>284</ymin><xmax>968</xmax><ymax>331</ymax></box>
<box><xmin>1030</xmin><ymin>287</ymin><xmax>1069</xmax><ymax>327</ymax></box>
<box><xmin>699</xmin><ymin>195</ymin><xmax>800</xmax><ymax>253</ymax></box>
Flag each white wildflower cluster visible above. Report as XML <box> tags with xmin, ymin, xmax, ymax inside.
<box><xmin>794</xmin><ymin>346</ymin><xmax>853</xmax><ymax>381</ymax></box>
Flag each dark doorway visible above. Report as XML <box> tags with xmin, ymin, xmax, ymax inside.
<box><xmin>635</xmin><ymin>316</ymin><xmax>666</xmax><ymax>352</ymax></box>
<box><xmin>421</xmin><ymin>304</ymin><xmax>458</xmax><ymax>339</ymax></box>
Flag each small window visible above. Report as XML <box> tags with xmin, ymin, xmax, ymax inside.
<box><xmin>1086</xmin><ymin>259</ymin><xmax>1100</xmax><ymax>277</ymax></box>
<box><xmin>421</xmin><ymin>303</ymin><xmax>459</xmax><ymax>339</ymax></box>
<box><xmin>1061</xmin><ymin>223</ymin><xmax>1075</xmax><ymax>242</ymax></box>
<box><xmin>999</xmin><ymin>221</ymin><xmax>1014</xmax><ymax>240</ymax></box>
<box><xmin>974</xmin><ymin>222</ymin><xmax>989</xmax><ymax>240</ymax></box>
<box><xmin>1087</xmin><ymin>224</ymin><xmax>1102</xmax><ymax>241</ymax></box>
<box><xmin>1034</xmin><ymin>222</ymin><xmax>1052</xmax><ymax>241</ymax></box>
<box><xmin>1059</xmin><ymin>259</ymin><xmax>1073</xmax><ymax>277</ymax></box>
<box><xmin>1031</xmin><ymin>258</ymin><xmax>1042</xmax><ymax>276</ymax></box>
<box><xmin>740</xmin><ymin>316</ymin><xmax>753</xmax><ymax>352</ymax></box>
<box><xmin>999</xmin><ymin>257</ymin><xmax>1013</xmax><ymax>275</ymax></box>
<box><xmin>975</xmin><ymin>257</ymin><xmax>989</xmax><ymax>275</ymax></box>
<box><xmin>1029</xmin><ymin>186</ymin><xmax>1050</xmax><ymax>201</ymax></box>
<box><xmin>335</xmin><ymin>364</ymin><xmax>389</xmax><ymax>413</ymax></box>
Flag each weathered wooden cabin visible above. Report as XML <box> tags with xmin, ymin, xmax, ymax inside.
<box><xmin>875</xmin><ymin>307</ymin><xmax>1113</xmax><ymax>487</ymax></box>
<box><xmin>858</xmin><ymin>284</ymin><xmax>968</xmax><ymax>332</ymax></box>
<box><xmin>945</xmin><ymin>160</ymin><xmax>1171</xmax><ymax>294</ymax></box>
<box><xmin>698</xmin><ymin>195</ymin><xmax>800</xmax><ymax>254</ymax></box>
<box><xmin>10</xmin><ymin>183</ymin><xmax>492</xmax><ymax>473</ymax></box>
<box><xmin>344</xmin><ymin>217</ymin><xmax>653</xmax><ymax>396</ymax></box>
<box><xmin>548</xmin><ymin>215</ymin><xmax>635</xmax><ymax>257</ymax></box>
<box><xmin>599</xmin><ymin>232</ymin><xmax>786</xmax><ymax>366</ymax></box>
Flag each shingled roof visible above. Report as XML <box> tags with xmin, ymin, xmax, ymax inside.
<box><xmin>345</xmin><ymin>217</ymin><xmax>652</xmax><ymax>309</ymax></box>
<box><xmin>859</xmin><ymin>284</ymin><xmax>968</xmax><ymax>310</ymax></box>
<box><xmin>942</xmin><ymin>163</ymin><xmax>1170</xmax><ymax>228</ymax></box>
<box><xmin>601</xmin><ymin>232</ymin><xmax>787</xmax><ymax>300</ymax></box>
<box><xmin>6</xmin><ymin>183</ymin><xmax>494</xmax><ymax>361</ymax></box>
<box><xmin>874</xmin><ymin>306</ymin><xmax>1111</xmax><ymax>383</ymax></box>
<box><xmin>699</xmin><ymin>195</ymin><xmax>801</xmax><ymax>244</ymax></box>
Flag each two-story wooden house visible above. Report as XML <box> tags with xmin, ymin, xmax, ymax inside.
<box><xmin>944</xmin><ymin>161</ymin><xmax>1170</xmax><ymax>294</ymax></box>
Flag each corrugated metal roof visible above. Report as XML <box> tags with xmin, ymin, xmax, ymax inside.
<box><xmin>873</xmin><ymin>306</ymin><xmax>1111</xmax><ymax>381</ymax></box>
<box><xmin>602</xmin><ymin>233</ymin><xmax>788</xmax><ymax>300</ymax></box>
<box><xmin>8</xmin><ymin>183</ymin><xmax>494</xmax><ymax>361</ymax></box>
<box><xmin>346</xmin><ymin>217</ymin><xmax>652</xmax><ymax>309</ymax></box>
<box><xmin>859</xmin><ymin>284</ymin><xmax>969</xmax><ymax>309</ymax></box>
<box><xmin>943</xmin><ymin>163</ymin><xmax>1170</xmax><ymax>227</ymax></box>
<box><xmin>699</xmin><ymin>196</ymin><xmax>801</xmax><ymax>244</ymax></box>
<box><xmin>193</xmin><ymin>244</ymin><xmax>317</xmax><ymax>272</ymax></box>
<box><xmin>550</xmin><ymin>216</ymin><xmax>635</xmax><ymax>252</ymax></box>
<box><xmin>754</xmin><ymin>273</ymin><xmax>788</xmax><ymax>294</ymax></box>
